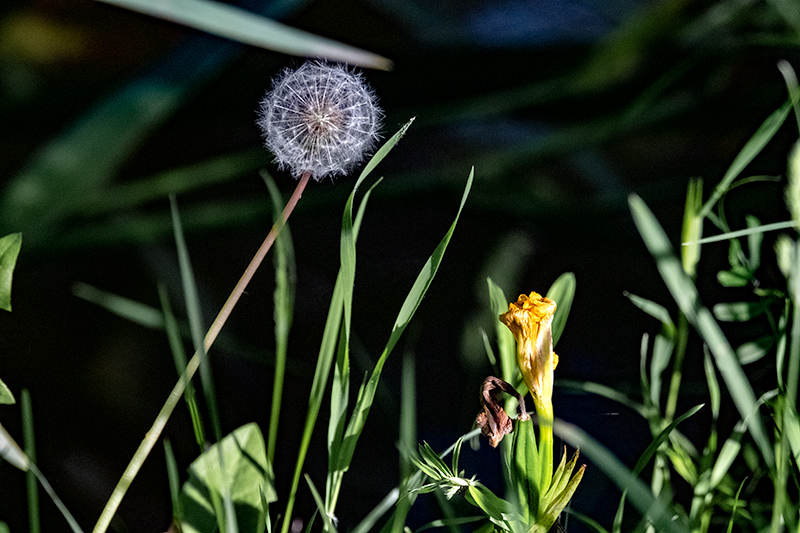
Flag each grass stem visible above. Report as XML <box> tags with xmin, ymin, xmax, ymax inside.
<box><xmin>92</xmin><ymin>172</ymin><xmax>311</xmax><ymax>533</ymax></box>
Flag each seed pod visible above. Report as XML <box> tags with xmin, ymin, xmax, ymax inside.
<box><xmin>257</xmin><ymin>60</ymin><xmax>382</xmax><ymax>180</ymax></box>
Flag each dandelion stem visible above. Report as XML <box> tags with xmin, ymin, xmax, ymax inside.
<box><xmin>92</xmin><ymin>172</ymin><xmax>311</xmax><ymax>533</ymax></box>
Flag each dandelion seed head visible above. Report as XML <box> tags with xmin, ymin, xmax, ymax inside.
<box><xmin>257</xmin><ymin>60</ymin><xmax>382</xmax><ymax>181</ymax></box>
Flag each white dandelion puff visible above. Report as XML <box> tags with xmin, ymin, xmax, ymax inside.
<box><xmin>257</xmin><ymin>60</ymin><xmax>382</xmax><ymax>181</ymax></box>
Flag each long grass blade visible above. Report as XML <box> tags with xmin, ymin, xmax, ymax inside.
<box><xmin>699</xmin><ymin>100</ymin><xmax>791</xmax><ymax>218</ymax></box>
<box><xmin>629</xmin><ymin>194</ymin><xmax>774</xmax><ymax>468</ymax></box>
<box><xmin>554</xmin><ymin>419</ymin><xmax>689</xmax><ymax>533</ymax></box>
<box><xmin>95</xmin><ymin>0</ymin><xmax>391</xmax><ymax>70</ymax></box>
<box><xmin>327</xmin><ymin>169</ymin><xmax>474</xmax><ymax>509</ymax></box>
<box><xmin>263</xmin><ymin>172</ymin><xmax>296</xmax><ymax>465</ymax></box>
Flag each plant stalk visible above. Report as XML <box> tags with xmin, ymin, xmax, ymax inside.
<box><xmin>92</xmin><ymin>172</ymin><xmax>311</xmax><ymax>533</ymax></box>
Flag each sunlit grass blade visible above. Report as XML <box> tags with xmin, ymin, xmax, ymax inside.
<box><xmin>699</xmin><ymin>100</ymin><xmax>791</xmax><ymax>218</ymax></box>
<box><xmin>629</xmin><ymin>193</ymin><xmax>774</xmax><ymax>468</ymax></box>
<box><xmin>280</xmin><ymin>139</ymin><xmax>397</xmax><ymax>533</ymax></box>
<box><xmin>305</xmin><ymin>475</ymin><xmax>337</xmax><ymax>533</ymax></box>
<box><xmin>554</xmin><ymin>418</ymin><xmax>690</xmax><ymax>533</ymax></box>
<box><xmin>326</xmin><ymin>169</ymin><xmax>474</xmax><ymax>513</ymax></box>
<box><xmin>682</xmin><ymin>220</ymin><xmax>796</xmax><ymax>246</ymax></box>
<box><xmin>22</xmin><ymin>389</ymin><xmax>39</xmax><ymax>533</ymax></box>
<box><xmin>95</xmin><ymin>0</ymin><xmax>391</xmax><ymax>70</ymax></box>
<box><xmin>263</xmin><ymin>172</ymin><xmax>296</xmax><ymax>465</ymax></box>
<box><xmin>546</xmin><ymin>272</ymin><xmax>576</xmax><ymax>347</ymax></box>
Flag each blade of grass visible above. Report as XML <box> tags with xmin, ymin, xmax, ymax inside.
<box><xmin>280</xmin><ymin>151</ymin><xmax>398</xmax><ymax>533</ymax></box>
<box><xmin>158</xmin><ymin>284</ymin><xmax>206</xmax><ymax>449</ymax></box>
<box><xmin>22</xmin><ymin>389</ymin><xmax>39</xmax><ymax>533</ymax></box>
<box><xmin>164</xmin><ymin>439</ymin><xmax>183</xmax><ymax>526</ymax></box>
<box><xmin>554</xmin><ymin>419</ymin><xmax>689</xmax><ymax>533</ymax></box>
<box><xmin>699</xmin><ymin>100</ymin><xmax>791</xmax><ymax>218</ymax></box>
<box><xmin>95</xmin><ymin>0</ymin><xmax>392</xmax><ymax>70</ymax></box>
<box><xmin>170</xmin><ymin>195</ymin><xmax>233</xmax><ymax>531</ymax></box>
<box><xmin>326</xmin><ymin>168</ymin><xmax>474</xmax><ymax>514</ymax></box>
<box><xmin>93</xmin><ymin>174</ymin><xmax>310</xmax><ymax>533</ymax></box>
<box><xmin>546</xmin><ymin>272</ymin><xmax>576</xmax><ymax>347</ymax></box>
<box><xmin>263</xmin><ymin>172</ymin><xmax>296</xmax><ymax>465</ymax></box>
<box><xmin>629</xmin><ymin>194</ymin><xmax>773</xmax><ymax>468</ymax></box>
<box><xmin>682</xmin><ymin>220</ymin><xmax>796</xmax><ymax>246</ymax></box>
<box><xmin>391</xmin><ymin>348</ymin><xmax>417</xmax><ymax>532</ymax></box>
<box><xmin>305</xmin><ymin>475</ymin><xmax>337</xmax><ymax>532</ymax></box>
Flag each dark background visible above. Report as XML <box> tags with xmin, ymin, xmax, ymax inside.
<box><xmin>1</xmin><ymin>0</ymin><xmax>798</xmax><ymax>530</ymax></box>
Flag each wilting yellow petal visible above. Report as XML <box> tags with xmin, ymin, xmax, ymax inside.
<box><xmin>499</xmin><ymin>292</ymin><xmax>557</xmax><ymax>416</ymax></box>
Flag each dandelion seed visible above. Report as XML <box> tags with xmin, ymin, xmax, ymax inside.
<box><xmin>257</xmin><ymin>60</ymin><xmax>382</xmax><ymax>180</ymax></box>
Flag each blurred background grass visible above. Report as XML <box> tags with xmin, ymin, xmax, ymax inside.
<box><xmin>1</xmin><ymin>0</ymin><xmax>799</xmax><ymax>530</ymax></box>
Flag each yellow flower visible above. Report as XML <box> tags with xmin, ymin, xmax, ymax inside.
<box><xmin>499</xmin><ymin>292</ymin><xmax>558</xmax><ymax>416</ymax></box>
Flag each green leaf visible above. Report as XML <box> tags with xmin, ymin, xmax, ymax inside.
<box><xmin>629</xmin><ymin>193</ymin><xmax>774</xmax><ymax>469</ymax></box>
<box><xmin>95</xmin><ymin>0</ymin><xmax>391</xmax><ymax>70</ymax></box>
<box><xmin>712</xmin><ymin>301</ymin><xmax>768</xmax><ymax>322</ymax></box>
<box><xmin>546</xmin><ymin>273</ymin><xmax>576</xmax><ymax>347</ymax></box>
<box><xmin>304</xmin><ymin>475</ymin><xmax>337</xmax><ymax>533</ymax></box>
<box><xmin>464</xmin><ymin>484</ymin><xmax>518</xmax><ymax>530</ymax></box>
<box><xmin>735</xmin><ymin>335</ymin><xmax>774</xmax><ymax>365</ymax></box>
<box><xmin>330</xmin><ymin>168</ymin><xmax>473</xmax><ymax>485</ymax></box>
<box><xmin>488</xmin><ymin>278</ymin><xmax>518</xmax><ymax>386</ymax></box>
<box><xmin>179</xmin><ymin>423</ymin><xmax>276</xmax><ymax>533</ymax></box>
<box><xmin>0</xmin><ymin>379</ymin><xmax>14</xmax><ymax>405</ymax></box>
<box><xmin>700</xmin><ymin>100</ymin><xmax>791</xmax><ymax>218</ymax></box>
<box><xmin>624</xmin><ymin>292</ymin><xmax>676</xmax><ymax>337</ymax></box>
<box><xmin>510</xmin><ymin>417</ymin><xmax>539</xmax><ymax>522</ymax></box>
<box><xmin>554</xmin><ymin>419</ymin><xmax>690</xmax><ymax>533</ymax></box>
<box><xmin>717</xmin><ymin>268</ymin><xmax>750</xmax><ymax>288</ymax></box>
<box><xmin>0</xmin><ymin>233</ymin><xmax>22</xmax><ymax>312</ymax></box>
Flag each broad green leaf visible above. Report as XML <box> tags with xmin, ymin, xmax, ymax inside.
<box><xmin>179</xmin><ymin>423</ymin><xmax>275</xmax><ymax>533</ymax></box>
<box><xmin>0</xmin><ymin>233</ymin><xmax>21</xmax><ymax>312</ymax></box>
<box><xmin>546</xmin><ymin>272</ymin><xmax>575</xmax><ymax>347</ymax></box>
<box><xmin>95</xmin><ymin>0</ymin><xmax>391</xmax><ymax>70</ymax></box>
<box><xmin>629</xmin><ymin>193</ymin><xmax>773</xmax><ymax>468</ymax></box>
<box><xmin>510</xmin><ymin>417</ymin><xmax>539</xmax><ymax>522</ymax></box>
<box><xmin>700</xmin><ymin>100</ymin><xmax>791</xmax><ymax>218</ymax></box>
<box><xmin>712</xmin><ymin>301</ymin><xmax>768</xmax><ymax>322</ymax></box>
